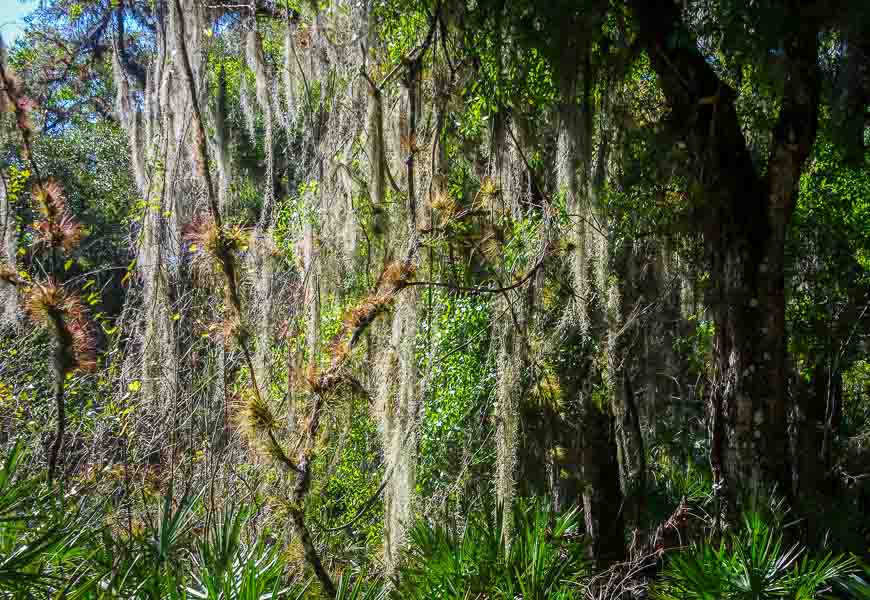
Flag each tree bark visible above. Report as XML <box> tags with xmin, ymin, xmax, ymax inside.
<box><xmin>795</xmin><ymin>356</ymin><xmax>845</xmax><ymax>540</ymax></box>
<box><xmin>582</xmin><ymin>395</ymin><xmax>626</xmax><ymax>564</ymax></box>
<box><xmin>557</xmin><ymin>331</ymin><xmax>625</xmax><ymax>565</ymax></box>
<box><xmin>0</xmin><ymin>173</ymin><xmax>17</xmax><ymax>326</ymax></box>
<box><xmin>629</xmin><ymin>0</ymin><xmax>820</xmax><ymax>504</ymax></box>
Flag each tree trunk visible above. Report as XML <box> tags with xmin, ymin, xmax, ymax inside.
<box><xmin>584</xmin><ymin>408</ymin><xmax>627</xmax><ymax>565</ymax></box>
<box><xmin>630</xmin><ymin>0</ymin><xmax>820</xmax><ymax>505</ymax></box>
<box><xmin>557</xmin><ymin>331</ymin><xmax>625</xmax><ymax>564</ymax></box>
<box><xmin>0</xmin><ymin>173</ymin><xmax>17</xmax><ymax>325</ymax></box>
<box><xmin>795</xmin><ymin>358</ymin><xmax>843</xmax><ymax>540</ymax></box>
<box><xmin>832</xmin><ymin>30</ymin><xmax>870</xmax><ymax>166</ymax></box>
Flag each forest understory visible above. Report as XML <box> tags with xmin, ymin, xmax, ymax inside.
<box><xmin>0</xmin><ymin>0</ymin><xmax>868</xmax><ymax>598</ymax></box>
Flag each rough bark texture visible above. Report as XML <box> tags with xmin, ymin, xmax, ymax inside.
<box><xmin>113</xmin><ymin>9</ymin><xmax>181</xmax><ymax>451</ymax></box>
<box><xmin>251</xmin><ymin>232</ymin><xmax>276</xmax><ymax>394</ymax></box>
<box><xmin>630</xmin><ymin>0</ymin><xmax>820</xmax><ymax>503</ymax></box>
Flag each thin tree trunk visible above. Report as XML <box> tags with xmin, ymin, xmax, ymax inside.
<box><xmin>47</xmin><ymin>334</ymin><xmax>65</xmax><ymax>484</ymax></box>
<box><xmin>0</xmin><ymin>173</ymin><xmax>17</xmax><ymax>325</ymax></box>
<box><xmin>584</xmin><ymin>408</ymin><xmax>626</xmax><ymax>565</ymax></box>
<box><xmin>555</xmin><ymin>329</ymin><xmax>625</xmax><ymax>564</ymax></box>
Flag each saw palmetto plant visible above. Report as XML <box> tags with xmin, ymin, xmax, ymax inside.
<box><xmin>652</xmin><ymin>512</ymin><xmax>865</xmax><ymax>600</ymax></box>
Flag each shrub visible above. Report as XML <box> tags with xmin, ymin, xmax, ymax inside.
<box><xmin>392</xmin><ymin>498</ymin><xmax>589</xmax><ymax>599</ymax></box>
<box><xmin>652</xmin><ymin>512</ymin><xmax>865</xmax><ymax>600</ymax></box>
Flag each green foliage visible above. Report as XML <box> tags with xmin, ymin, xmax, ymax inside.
<box><xmin>32</xmin><ymin>119</ymin><xmax>137</xmax><ymax>271</ymax></box>
<box><xmin>186</xmin><ymin>506</ymin><xmax>302</xmax><ymax>600</ymax></box>
<box><xmin>333</xmin><ymin>573</ymin><xmax>385</xmax><ymax>600</ymax></box>
<box><xmin>6</xmin><ymin>1</ymin><xmax>870</xmax><ymax>597</ymax></box>
<box><xmin>0</xmin><ymin>441</ymin><xmax>316</xmax><ymax>598</ymax></box>
<box><xmin>372</xmin><ymin>0</ymin><xmax>434</xmax><ymax>65</ymax></box>
<box><xmin>843</xmin><ymin>359</ymin><xmax>870</xmax><ymax>435</ymax></box>
<box><xmin>650</xmin><ymin>449</ymin><xmax>713</xmax><ymax>508</ymax></box>
<box><xmin>0</xmin><ymin>441</ymin><xmax>91</xmax><ymax>594</ymax></box>
<box><xmin>393</xmin><ymin>498</ymin><xmax>589</xmax><ymax>600</ymax></box>
<box><xmin>652</xmin><ymin>513</ymin><xmax>864</xmax><ymax>600</ymax></box>
<box><xmin>789</xmin><ymin>137</ymin><xmax>870</xmax><ymax>366</ymax></box>
<box><xmin>673</xmin><ymin>312</ymin><xmax>714</xmax><ymax>379</ymax></box>
<box><xmin>416</xmin><ymin>293</ymin><xmax>494</xmax><ymax>498</ymax></box>
<box><xmin>310</xmin><ymin>390</ymin><xmax>385</xmax><ymax>564</ymax></box>
<box><xmin>4</xmin><ymin>165</ymin><xmax>30</xmax><ymax>206</ymax></box>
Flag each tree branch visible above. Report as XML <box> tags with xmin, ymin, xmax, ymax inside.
<box><xmin>628</xmin><ymin>0</ymin><xmax>760</xmax><ymax>204</ymax></box>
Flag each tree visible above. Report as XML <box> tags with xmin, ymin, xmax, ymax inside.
<box><xmin>628</xmin><ymin>0</ymin><xmax>822</xmax><ymax>504</ymax></box>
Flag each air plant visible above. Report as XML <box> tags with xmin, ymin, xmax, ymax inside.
<box><xmin>24</xmin><ymin>280</ymin><xmax>96</xmax><ymax>373</ymax></box>
<box><xmin>529</xmin><ymin>371</ymin><xmax>564</xmax><ymax>413</ymax></box>
<box><xmin>184</xmin><ymin>214</ymin><xmax>249</xmax><ymax>328</ymax></box>
<box><xmin>0</xmin><ymin>264</ymin><xmax>20</xmax><ymax>287</ymax></box>
<box><xmin>32</xmin><ymin>213</ymin><xmax>85</xmax><ymax>252</ymax></box>
<box><xmin>24</xmin><ymin>280</ymin><xmax>96</xmax><ymax>483</ymax></box>
<box><xmin>236</xmin><ymin>386</ymin><xmax>303</xmax><ymax>475</ymax></box>
<box><xmin>31</xmin><ymin>179</ymin><xmax>66</xmax><ymax>217</ymax></box>
<box><xmin>429</xmin><ymin>187</ymin><xmax>458</xmax><ymax>224</ymax></box>
<box><xmin>334</xmin><ymin>262</ymin><xmax>417</xmax><ymax>353</ymax></box>
<box><xmin>185</xmin><ymin>215</ymin><xmax>249</xmax><ymax>268</ymax></box>
<box><xmin>475</xmin><ymin>176</ymin><xmax>500</xmax><ymax>205</ymax></box>
<box><xmin>344</xmin><ymin>293</ymin><xmax>394</xmax><ymax>349</ymax></box>
<box><xmin>236</xmin><ymin>387</ymin><xmax>277</xmax><ymax>442</ymax></box>
<box><xmin>479</xmin><ymin>224</ymin><xmax>507</xmax><ymax>264</ymax></box>
<box><xmin>2</xmin><ymin>37</ymin><xmax>97</xmax><ymax>485</ymax></box>
<box><xmin>305</xmin><ymin>364</ymin><xmax>345</xmax><ymax>396</ymax></box>
<box><xmin>379</xmin><ymin>261</ymin><xmax>416</xmax><ymax>293</ymax></box>
<box><xmin>27</xmin><ymin>180</ymin><xmax>85</xmax><ymax>251</ymax></box>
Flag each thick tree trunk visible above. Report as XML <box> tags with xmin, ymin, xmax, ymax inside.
<box><xmin>584</xmin><ymin>408</ymin><xmax>627</xmax><ymax>565</ymax></box>
<box><xmin>710</xmin><ymin>228</ymin><xmax>792</xmax><ymax>500</ymax></box>
<box><xmin>630</xmin><ymin>0</ymin><xmax>820</xmax><ymax>505</ymax></box>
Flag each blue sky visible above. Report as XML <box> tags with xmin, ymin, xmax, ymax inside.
<box><xmin>0</xmin><ymin>1</ymin><xmax>38</xmax><ymax>44</ymax></box>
